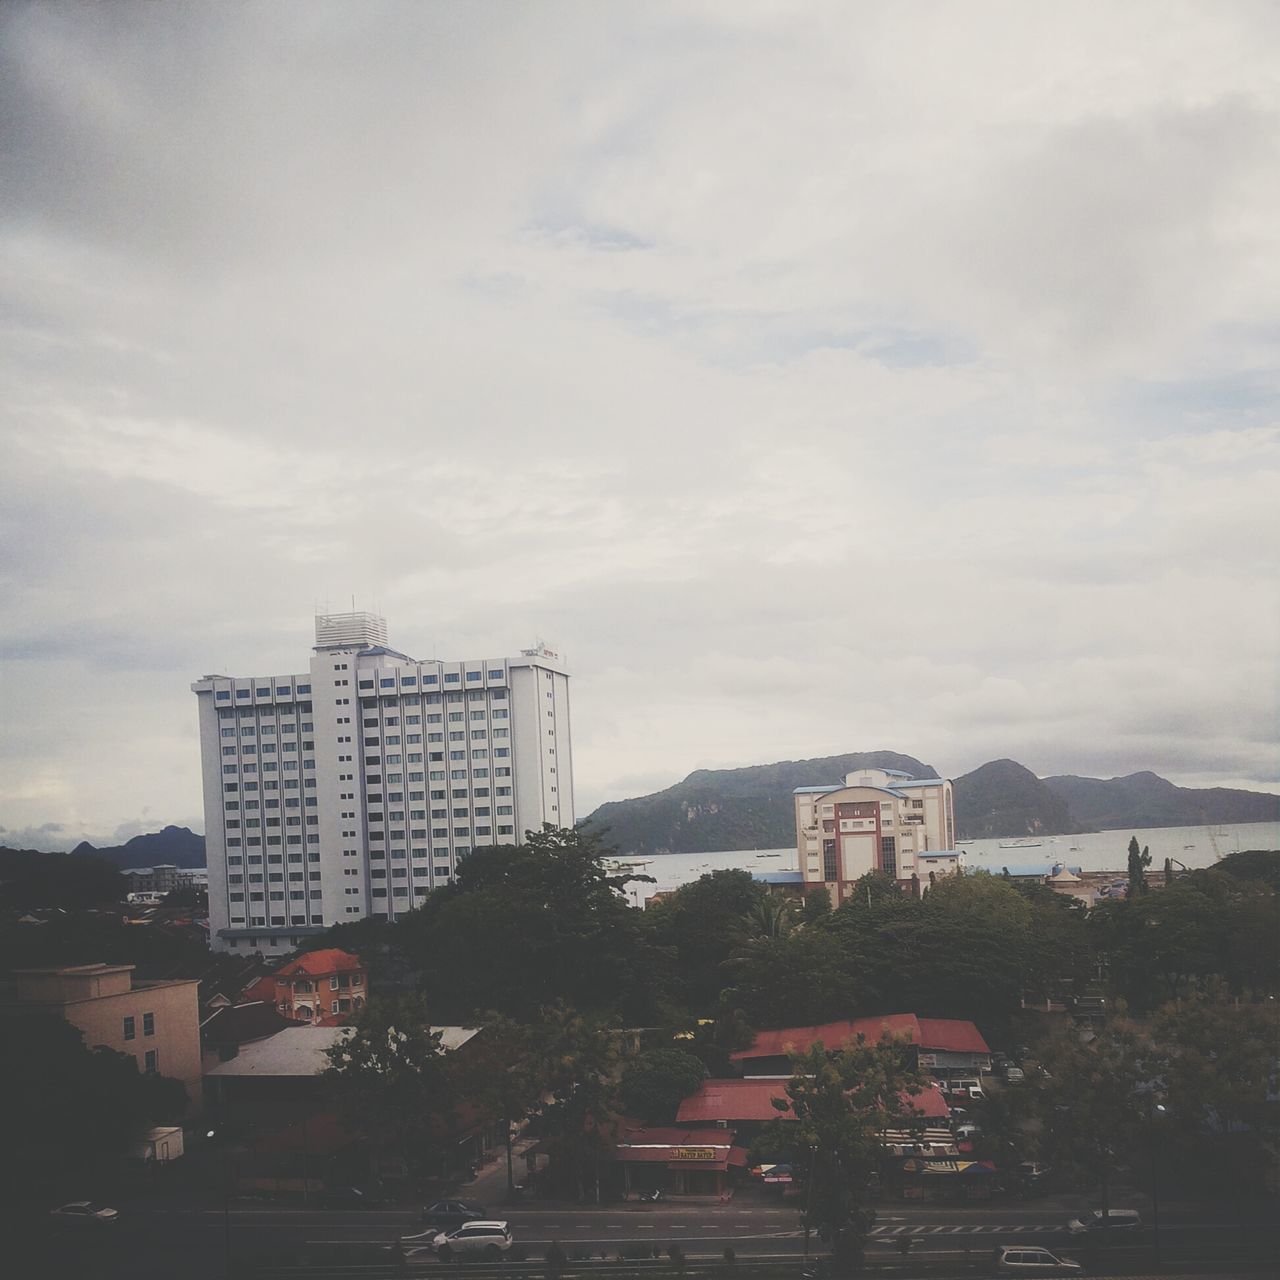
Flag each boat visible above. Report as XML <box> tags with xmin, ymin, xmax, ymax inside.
<box><xmin>999</xmin><ymin>839</ymin><xmax>1043</xmax><ymax>849</ymax></box>
<box><xmin>956</xmin><ymin>840</ymin><xmax>975</xmax><ymax>846</ymax></box>
<box><xmin>757</xmin><ymin>853</ymin><xmax>782</xmax><ymax>859</ymax></box>
<box><xmin>1183</xmin><ymin>844</ymin><xmax>1196</xmax><ymax>850</ymax></box>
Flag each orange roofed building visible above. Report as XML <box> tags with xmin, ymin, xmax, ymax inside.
<box><xmin>261</xmin><ymin>949</ymin><xmax>367</xmax><ymax>1025</ymax></box>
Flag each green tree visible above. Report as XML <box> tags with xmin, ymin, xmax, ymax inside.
<box><xmin>323</xmin><ymin>995</ymin><xmax>454</xmax><ymax>1175</ymax></box>
<box><xmin>528</xmin><ymin>1004</ymin><xmax>623</xmax><ymax>1202</ymax></box>
<box><xmin>801</xmin><ymin>887</ymin><xmax>833</xmax><ymax>925</ymax></box>
<box><xmin>647</xmin><ymin>869</ymin><xmax>766</xmax><ymax>1015</ymax></box>
<box><xmin>617</xmin><ymin>1049</ymin><xmax>708</xmax><ymax>1126</ymax></box>
<box><xmin>722</xmin><ymin>925</ymin><xmax>857</xmax><ymax>1027</ymax></box>
<box><xmin>771</xmin><ymin>1034</ymin><xmax>928</xmax><ymax>1270</ymax></box>
<box><xmin>1127</xmin><ymin>836</ymin><xmax>1152</xmax><ymax>896</ymax></box>
<box><xmin>0</xmin><ymin>1015</ymin><xmax>186</xmax><ymax>1199</ymax></box>
<box><xmin>399</xmin><ymin>826</ymin><xmax>665</xmax><ymax>1023</ymax></box>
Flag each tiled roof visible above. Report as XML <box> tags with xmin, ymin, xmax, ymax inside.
<box><xmin>732</xmin><ymin>1014</ymin><xmax>989</xmax><ymax>1060</ymax></box>
<box><xmin>676</xmin><ymin>1078</ymin><xmax>949</xmax><ymax>1123</ymax></box>
<box><xmin>273</xmin><ymin>948</ymin><xmax>363</xmax><ymax>978</ymax></box>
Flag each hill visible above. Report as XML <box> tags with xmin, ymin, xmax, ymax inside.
<box><xmin>952</xmin><ymin>759</ymin><xmax>1077</xmax><ymax>839</ymax></box>
<box><xmin>1043</xmin><ymin>771</ymin><xmax>1280</xmax><ymax>831</ymax></box>
<box><xmin>585</xmin><ymin>751</ymin><xmax>938</xmax><ymax>855</ymax></box>
<box><xmin>587</xmin><ymin>753</ymin><xmax>1279</xmax><ymax>853</ymax></box>
<box><xmin>70</xmin><ymin>825</ymin><xmax>207</xmax><ymax>870</ymax></box>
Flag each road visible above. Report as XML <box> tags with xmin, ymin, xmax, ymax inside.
<box><xmin>14</xmin><ymin>1201</ymin><xmax>1275</xmax><ymax>1278</ymax></box>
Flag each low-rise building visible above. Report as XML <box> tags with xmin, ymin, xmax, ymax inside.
<box><xmin>794</xmin><ymin>768</ymin><xmax>958</xmax><ymax>901</ymax></box>
<box><xmin>5</xmin><ymin>962</ymin><xmax>203</xmax><ymax>1111</ymax></box>
<box><xmin>269</xmin><ymin>948</ymin><xmax>367</xmax><ymax>1024</ymax></box>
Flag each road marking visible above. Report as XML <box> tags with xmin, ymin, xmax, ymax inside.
<box><xmin>910</xmin><ymin>1226</ymin><xmax>926</xmax><ymax>1234</ymax></box>
<box><xmin>637</xmin><ymin>1225</ymin><xmax>656</xmax><ymax>1230</ymax></box>
<box><xmin>930</xmin><ymin>1226</ymin><xmax>945</xmax><ymax>1233</ymax></box>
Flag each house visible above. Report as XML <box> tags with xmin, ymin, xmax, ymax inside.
<box><xmin>4</xmin><ymin>962</ymin><xmax>203</xmax><ymax>1111</ymax></box>
<box><xmin>200</xmin><ymin>999</ymin><xmax>291</xmax><ymax>1071</ymax></box>
<box><xmin>267</xmin><ymin>949</ymin><xmax>367</xmax><ymax>1025</ymax></box>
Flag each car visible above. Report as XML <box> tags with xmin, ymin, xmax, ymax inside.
<box><xmin>995</xmin><ymin>1246</ymin><xmax>1083</xmax><ymax>1274</ymax></box>
<box><xmin>419</xmin><ymin>1198</ymin><xmax>487</xmax><ymax>1228</ymax></box>
<box><xmin>403</xmin><ymin>1219</ymin><xmax>513</xmax><ymax>1261</ymax></box>
<box><xmin>1003</xmin><ymin>1066</ymin><xmax>1026</xmax><ymax>1084</ymax></box>
<box><xmin>1067</xmin><ymin>1208</ymin><xmax>1142</xmax><ymax>1234</ymax></box>
<box><xmin>49</xmin><ymin>1201</ymin><xmax>120</xmax><ymax>1227</ymax></box>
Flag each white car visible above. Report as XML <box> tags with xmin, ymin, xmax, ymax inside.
<box><xmin>996</xmin><ymin>1246</ymin><xmax>1083</xmax><ymax>1274</ymax></box>
<box><xmin>1067</xmin><ymin>1208</ymin><xmax>1142</xmax><ymax>1234</ymax></box>
<box><xmin>403</xmin><ymin>1219</ymin><xmax>513</xmax><ymax>1261</ymax></box>
<box><xmin>49</xmin><ymin>1201</ymin><xmax>120</xmax><ymax>1226</ymax></box>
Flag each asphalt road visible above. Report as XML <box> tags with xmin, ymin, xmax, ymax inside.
<box><xmin>13</xmin><ymin>1202</ymin><xmax>1275</xmax><ymax>1279</ymax></box>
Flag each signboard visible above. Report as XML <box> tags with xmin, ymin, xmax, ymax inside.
<box><xmin>672</xmin><ymin>1147</ymin><xmax>716</xmax><ymax>1161</ymax></box>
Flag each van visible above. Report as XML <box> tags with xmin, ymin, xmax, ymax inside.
<box><xmin>1066</xmin><ymin>1209</ymin><xmax>1142</xmax><ymax>1235</ymax></box>
<box><xmin>1003</xmin><ymin>1066</ymin><xmax>1026</xmax><ymax>1084</ymax></box>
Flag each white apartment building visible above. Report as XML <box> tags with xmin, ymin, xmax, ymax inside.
<box><xmin>193</xmin><ymin>613</ymin><xmax>574</xmax><ymax>956</ymax></box>
<box><xmin>794</xmin><ymin>768</ymin><xmax>958</xmax><ymax>904</ymax></box>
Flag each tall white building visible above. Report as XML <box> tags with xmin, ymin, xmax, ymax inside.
<box><xmin>193</xmin><ymin>613</ymin><xmax>574</xmax><ymax>955</ymax></box>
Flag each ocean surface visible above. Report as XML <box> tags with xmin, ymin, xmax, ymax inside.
<box><xmin>611</xmin><ymin>819</ymin><xmax>1280</xmax><ymax>908</ymax></box>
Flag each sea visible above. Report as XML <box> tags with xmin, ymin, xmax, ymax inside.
<box><xmin>610</xmin><ymin>819</ymin><xmax>1280</xmax><ymax>908</ymax></box>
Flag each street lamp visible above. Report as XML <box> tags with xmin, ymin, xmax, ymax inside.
<box><xmin>1149</xmin><ymin>1103</ymin><xmax>1167</xmax><ymax>1268</ymax></box>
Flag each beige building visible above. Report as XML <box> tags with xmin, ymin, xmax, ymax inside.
<box><xmin>9</xmin><ymin>963</ymin><xmax>203</xmax><ymax>1111</ymax></box>
<box><xmin>794</xmin><ymin>768</ymin><xmax>958</xmax><ymax>903</ymax></box>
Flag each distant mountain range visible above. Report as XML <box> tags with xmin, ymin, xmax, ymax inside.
<box><xmin>584</xmin><ymin>753</ymin><xmax>1279</xmax><ymax>853</ymax></box>
<box><xmin>3</xmin><ymin>759</ymin><xmax>1276</xmax><ymax>867</ymax></box>
<box><xmin>67</xmin><ymin>825</ymin><xmax>208</xmax><ymax>870</ymax></box>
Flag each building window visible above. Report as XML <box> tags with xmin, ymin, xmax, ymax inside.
<box><xmin>144</xmin><ymin>1049</ymin><xmax>159</xmax><ymax>1074</ymax></box>
<box><xmin>880</xmin><ymin>836</ymin><xmax>897</xmax><ymax>877</ymax></box>
<box><xmin>123</xmin><ymin>1016</ymin><xmax>136</xmax><ymax>1041</ymax></box>
<box><xmin>822</xmin><ymin>840</ymin><xmax>838</xmax><ymax>882</ymax></box>
<box><xmin>143</xmin><ymin>1012</ymin><xmax>156</xmax><ymax>1037</ymax></box>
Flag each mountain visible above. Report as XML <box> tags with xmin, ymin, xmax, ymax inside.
<box><xmin>70</xmin><ymin>825</ymin><xmax>207</xmax><ymax>870</ymax></box>
<box><xmin>1043</xmin><ymin>772</ymin><xmax>1280</xmax><ymax>831</ymax></box>
<box><xmin>587</xmin><ymin>753</ymin><xmax>1279</xmax><ymax>853</ymax></box>
<box><xmin>585</xmin><ymin>751</ymin><xmax>939</xmax><ymax>855</ymax></box>
<box><xmin>952</xmin><ymin>759</ymin><xmax>1077</xmax><ymax>840</ymax></box>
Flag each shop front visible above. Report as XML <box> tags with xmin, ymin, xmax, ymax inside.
<box><xmin>612</xmin><ymin>1127</ymin><xmax>748</xmax><ymax>1199</ymax></box>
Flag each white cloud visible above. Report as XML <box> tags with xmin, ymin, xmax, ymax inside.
<box><xmin>1</xmin><ymin>1</ymin><xmax>1277</xmax><ymax>843</ymax></box>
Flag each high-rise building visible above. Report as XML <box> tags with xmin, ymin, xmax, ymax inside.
<box><xmin>193</xmin><ymin>613</ymin><xmax>573</xmax><ymax>956</ymax></box>
<box><xmin>793</xmin><ymin>767</ymin><xmax>957</xmax><ymax>903</ymax></box>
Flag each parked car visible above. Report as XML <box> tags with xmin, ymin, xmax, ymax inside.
<box><xmin>995</xmin><ymin>1246</ymin><xmax>1083</xmax><ymax>1274</ymax></box>
<box><xmin>1067</xmin><ymin>1208</ymin><xmax>1142</xmax><ymax>1234</ymax></box>
<box><xmin>49</xmin><ymin>1201</ymin><xmax>120</xmax><ymax>1227</ymax></box>
<box><xmin>1003</xmin><ymin>1066</ymin><xmax>1026</xmax><ymax>1084</ymax></box>
<box><xmin>954</xmin><ymin>1123</ymin><xmax>982</xmax><ymax>1142</ymax></box>
<box><xmin>419</xmin><ymin>1198</ymin><xmax>487</xmax><ymax>1228</ymax></box>
<box><xmin>403</xmin><ymin>1219</ymin><xmax>513</xmax><ymax>1261</ymax></box>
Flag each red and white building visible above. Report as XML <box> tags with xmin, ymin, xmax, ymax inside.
<box><xmin>243</xmin><ymin>948</ymin><xmax>368</xmax><ymax>1026</ymax></box>
<box><xmin>794</xmin><ymin>768</ymin><xmax>959</xmax><ymax>901</ymax></box>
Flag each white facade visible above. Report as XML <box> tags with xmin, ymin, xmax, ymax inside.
<box><xmin>794</xmin><ymin>768</ymin><xmax>957</xmax><ymax>904</ymax></box>
<box><xmin>193</xmin><ymin>614</ymin><xmax>574</xmax><ymax>956</ymax></box>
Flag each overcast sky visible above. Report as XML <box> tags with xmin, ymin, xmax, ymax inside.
<box><xmin>2</xmin><ymin>2</ymin><xmax>1278</xmax><ymax>852</ymax></box>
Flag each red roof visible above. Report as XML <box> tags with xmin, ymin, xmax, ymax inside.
<box><xmin>273</xmin><ymin>948</ymin><xmax>363</xmax><ymax>978</ymax></box>
<box><xmin>676</xmin><ymin>1079</ymin><xmax>949</xmax><ymax>1124</ymax></box>
<box><xmin>731</xmin><ymin>1014</ymin><xmax>988</xmax><ymax>1060</ymax></box>
<box><xmin>241</xmin><ymin>976</ymin><xmax>277</xmax><ymax>1005</ymax></box>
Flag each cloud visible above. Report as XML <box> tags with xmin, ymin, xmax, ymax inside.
<box><xmin>1</xmin><ymin>1</ymin><xmax>1277</xmax><ymax>843</ymax></box>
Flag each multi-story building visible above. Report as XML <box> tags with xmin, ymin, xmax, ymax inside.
<box><xmin>193</xmin><ymin>613</ymin><xmax>574</xmax><ymax>956</ymax></box>
<box><xmin>268</xmin><ymin>948</ymin><xmax>367</xmax><ymax>1024</ymax></box>
<box><xmin>794</xmin><ymin>767</ymin><xmax>957</xmax><ymax>903</ymax></box>
<box><xmin>6</xmin><ymin>963</ymin><xmax>203</xmax><ymax>1111</ymax></box>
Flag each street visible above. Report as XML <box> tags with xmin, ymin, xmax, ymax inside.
<box><xmin>13</xmin><ymin>1199</ymin><xmax>1275</xmax><ymax>1279</ymax></box>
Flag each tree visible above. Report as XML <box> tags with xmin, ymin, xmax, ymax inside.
<box><xmin>801</xmin><ymin>887</ymin><xmax>833</xmax><ymax>925</ymax></box>
<box><xmin>618</xmin><ymin>1050</ymin><xmax>708</xmax><ymax>1126</ymax></box>
<box><xmin>398</xmin><ymin>826</ymin><xmax>666</xmax><ymax>1023</ymax></box>
<box><xmin>450</xmin><ymin>1014</ymin><xmax>544</xmax><ymax>1195</ymax></box>
<box><xmin>0</xmin><ymin>1015</ymin><xmax>186</xmax><ymax>1199</ymax></box>
<box><xmin>771</xmin><ymin>1034</ymin><xmax>929</xmax><ymax>1272</ymax></box>
<box><xmin>527</xmin><ymin>1004</ymin><xmax>623</xmax><ymax>1202</ymax></box>
<box><xmin>647</xmin><ymin>869</ymin><xmax>766</xmax><ymax>1014</ymax></box>
<box><xmin>1127</xmin><ymin>836</ymin><xmax>1152</xmax><ymax>896</ymax></box>
<box><xmin>722</xmin><ymin>925</ymin><xmax>857</xmax><ymax>1028</ymax></box>
<box><xmin>323</xmin><ymin>995</ymin><xmax>454</xmax><ymax>1174</ymax></box>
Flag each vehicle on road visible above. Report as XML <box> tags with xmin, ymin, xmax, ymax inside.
<box><xmin>419</xmin><ymin>1198</ymin><xmax>487</xmax><ymax>1228</ymax></box>
<box><xmin>403</xmin><ymin>1219</ymin><xmax>513</xmax><ymax>1261</ymax></box>
<box><xmin>49</xmin><ymin>1201</ymin><xmax>120</xmax><ymax>1227</ymax></box>
<box><xmin>1067</xmin><ymin>1208</ymin><xmax>1142</xmax><ymax>1234</ymax></box>
<box><xmin>995</xmin><ymin>1245</ymin><xmax>1083</xmax><ymax>1274</ymax></box>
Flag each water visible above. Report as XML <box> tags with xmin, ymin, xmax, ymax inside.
<box><xmin>613</xmin><ymin>820</ymin><xmax>1279</xmax><ymax>907</ymax></box>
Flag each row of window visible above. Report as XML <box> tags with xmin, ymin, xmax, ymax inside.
<box><xmin>216</xmin><ymin>686</ymin><xmax>312</xmax><ymax>700</ymax></box>
<box><xmin>122</xmin><ymin>1012</ymin><xmax>156</xmax><ymax>1040</ymax></box>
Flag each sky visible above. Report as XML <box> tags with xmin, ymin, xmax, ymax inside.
<box><xmin>2</xmin><ymin>1</ymin><xmax>1278</xmax><ymax>852</ymax></box>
